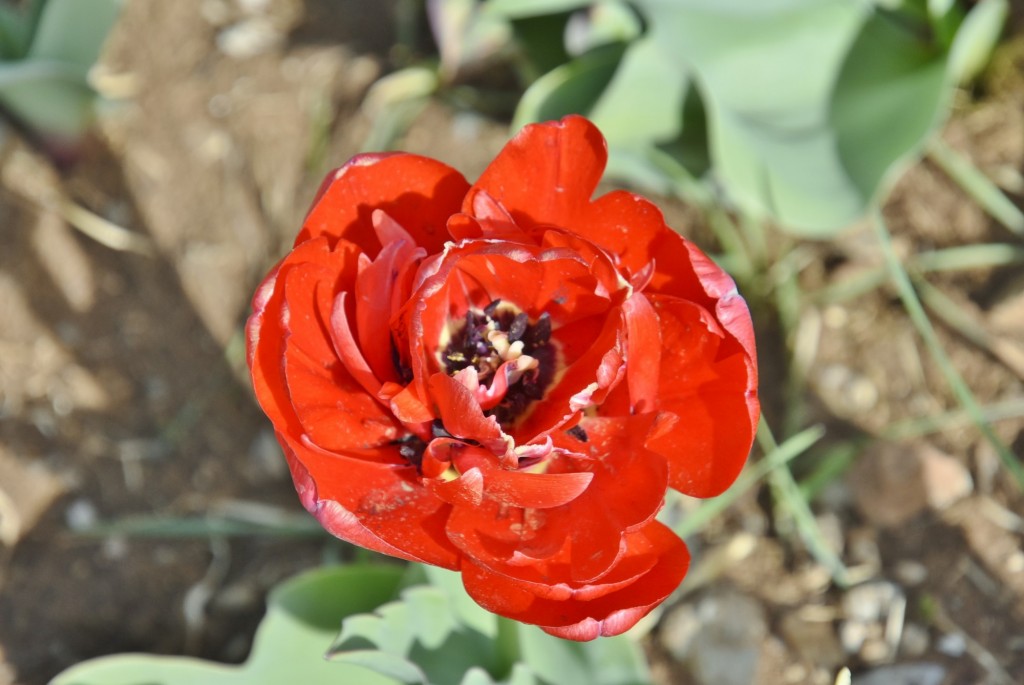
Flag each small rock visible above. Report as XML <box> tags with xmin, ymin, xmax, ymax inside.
<box><xmin>900</xmin><ymin>622</ymin><xmax>930</xmax><ymax>657</ymax></box>
<box><xmin>918</xmin><ymin>445</ymin><xmax>972</xmax><ymax>510</ymax></box>
<box><xmin>65</xmin><ymin>498</ymin><xmax>98</xmax><ymax>531</ymax></box>
<box><xmin>839</xmin><ymin>620</ymin><xmax>868</xmax><ymax>655</ymax></box>
<box><xmin>860</xmin><ymin>636</ymin><xmax>890</xmax><ymax>664</ymax></box>
<box><xmin>848</xmin><ymin>443</ymin><xmax>926</xmax><ymax>527</ymax></box>
<box><xmin>848</xmin><ymin>443</ymin><xmax>971</xmax><ymax>527</ymax></box>
<box><xmin>779</xmin><ymin>609</ymin><xmax>845</xmax><ymax>668</ymax></box>
<box><xmin>659</xmin><ymin>603</ymin><xmax>700</xmax><ymax>660</ymax></box>
<box><xmin>852</xmin><ymin>662</ymin><xmax>945</xmax><ymax>685</ymax></box>
<box><xmin>936</xmin><ymin>632</ymin><xmax>967</xmax><ymax>658</ymax></box>
<box><xmin>843</xmin><ymin>581</ymin><xmax>899</xmax><ymax>623</ymax></box>
<box><xmin>683</xmin><ymin>592</ymin><xmax>767</xmax><ymax>685</ymax></box>
<box><xmin>893</xmin><ymin>560</ymin><xmax>928</xmax><ymax>587</ymax></box>
<box><xmin>216</xmin><ymin>18</ymin><xmax>282</xmax><ymax>58</ymax></box>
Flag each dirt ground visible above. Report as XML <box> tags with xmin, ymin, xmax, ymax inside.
<box><xmin>1</xmin><ymin>2</ymin><xmax>1023</xmax><ymax>684</ymax></box>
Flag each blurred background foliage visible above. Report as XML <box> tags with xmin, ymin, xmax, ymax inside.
<box><xmin>9</xmin><ymin>0</ymin><xmax>1022</xmax><ymax>683</ymax></box>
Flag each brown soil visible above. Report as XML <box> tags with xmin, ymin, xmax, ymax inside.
<box><xmin>1</xmin><ymin>2</ymin><xmax>1023</xmax><ymax>684</ymax></box>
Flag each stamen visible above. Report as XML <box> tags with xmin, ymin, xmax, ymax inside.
<box><xmin>395</xmin><ymin>434</ymin><xmax>427</xmax><ymax>469</ymax></box>
<box><xmin>431</xmin><ymin>420</ymin><xmax>454</xmax><ymax>439</ymax></box>
<box><xmin>439</xmin><ymin>305</ymin><xmax>556</xmax><ymax>426</ymax></box>
<box><xmin>508</xmin><ymin>312</ymin><xmax>529</xmax><ymax>342</ymax></box>
<box><xmin>567</xmin><ymin>425</ymin><xmax>588</xmax><ymax>442</ymax></box>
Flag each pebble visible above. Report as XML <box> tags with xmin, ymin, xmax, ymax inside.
<box><xmin>899</xmin><ymin>622</ymin><xmax>930</xmax><ymax>657</ymax></box>
<box><xmin>216</xmin><ymin>18</ymin><xmax>282</xmax><ymax>58</ymax></box>
<box><xmin>843</xmin><ymin>581</ymin><xmax>899</xmax><ymax>623</ymax></box>
<box><xmin>893</xmin><ymin>560</ymin><xmax>928</xmax><ymax>587</ymax></box>
<box><xmin>917</xmin><ymin>445</ymin><xmax>973</xmax><ymax>510</ymax></box>
<box><xmin>64</xmin><ymin>498</ymin><xmax>98</xmax><ymax>531</ymax></box>
<box><xmin>936</xmin><ymin>631</ymin><xmax>967</xmax><ymax>658</ymax></box>
<box><xmin>852</xmin><ymin>663</ymin><xmax>945</xmax><ymax>685</ymax></box>
<box><xmin>779</xmin><ymin>609</ymin><xmax>845</xmax><ymax>668</ymax></box>
<box><xmin>849</xmin><ymin>443</ymin><xmax>972</xmax><ymax>527</ymax></box>
<box><xmin>662</xmin><ymin>592</ymin><xmax>767</xmax><ymax>685</ymax></box>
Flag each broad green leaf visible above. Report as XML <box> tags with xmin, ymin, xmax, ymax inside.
<box><xmin>329</xmin><ymin>575</ymin><xmax>506</xmax><ymax>685</ymax></box>
<box><xmin>586</xmin><ymin>34</ymin><xmax>683</xmax><ymax>145</ymax></box>
<box><xmin>51</xmin><ymin>565</ymin><xmax>407</xmax><ymax>685</ymax></box>
<box><xmin>639</xmin><ymin>0</ymin><xmax>869</xmax><ymax>231</ymax></box>
<box><xmin>517</xmin><ymin>624</ymin><xmax>652</xmax><ymax>685</ymax></box>
<box><xmin>431</xmin><ymin>0</ymin><xmax>512</xmax><ymax>79</ymax></box>
<box><xmin>630</xmin><ymin>0</ymin><xmax>977</xmax><ymax>234</ymax></box>
<box><xmin>829</xmin><ymin>11</ymin><xmax>949</xmax><ymax>208</ymax></box>
<box><xmin>564</xmin><ymin>1</ymin><xmax>642</xmax><ymax>57</ymax></box>
<box><xmin>423</xmin><ymin>565</ymin><xmax>499</xmax><ymax>639</ymax></box>
<box><xmin>0</xmin><ymin>5</ymin><xmax>30</xmax><ymax>60</ymax></box>
<box><xmin>512</xmin><ymin>41</ymin><xmax>626</xmax><ymax>131</ymax></box>
<box><xmin>485</xmin><ymin>0</ymin><xmax>595</xmax><ymax>19</ymax></box>
<box><xmin>27</xmin><ymin>0</ymin><xmax>122</xmax><ymax>65</ymax></box>
<box><xmin>0</xmin><ymin>0</ymin><xmax>123</xmax><ymax>142</ymax></box>
<box><xmin>947</xmin><ymin>0</ymin><xmax>1008</xmax><ymax>83</ymax></box>
<box><xmin>0</xmin><ymin>67</ymin><xmax>94</xmax><ymax>137</ymax></box>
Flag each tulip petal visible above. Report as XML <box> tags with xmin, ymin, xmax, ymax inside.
<box><xmin>355</xmin><ymin>211</ymin><xmax>426</xmax><ymax>383</ymax></box>
<box><xmin>466</xmin><ymin>116</ymin><xmax>606</xmax><ymax>233</ymax></box>
<box><xmin>646</xmin><ymin>294</ymin><xmax>758</xmax><ymax>497</ymax></box>
<box><xmin>622</xmin><ymin>293</ymin><xmax>661</xmax><ymax>414</ymax></box>
<box><xmin>280</xmin><ymin>433</ymin><xmax>459</xmax><ymax>568</ymax></box>
<box><xmin>299</xmin><ymin>153</ymin><xmax>470</xmax><ymax>256</ymax></box>
<box><xmin>429</xmin><ymin>373</ymin><xmax>512</xmax><ymax>458</ymax></box>
<box><xmin>249</xmin><ymin>237</ymin><xmax>361</xmax><ymax>440</ymax></box>
<box><xmin>460</xmin><ymin>521</ymin><xmax>688</xmax><ymax>639</ymax></box>
<box><xmin>329</xmin><ymin>291</ymin><xmax>382</xmax><ymax>396</ymax></box>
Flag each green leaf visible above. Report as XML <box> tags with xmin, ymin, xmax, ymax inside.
<box><xmin>27</xmin><ymin>0</ymin><xmax>122</xmax><ymax>66</ymax></box>
<box><xmin>829</xmin><ymin>10</ymin><xmax>949</xmax><ymax>211</ymax></box>
<box><xmin>637</xmin><ymin>0</ymin><xmax>871</xmax><ymax>232</ymax></box>
<box><xmin>360</xmin><ymin>66</ymin><xmax>438</xmax><ymax>152</ymax></box>
<box><xmin>329</xmin><ymin>576</ymin><xmax>507</xmax><ymax>685</ymax></box>
<box><xmin>586</xmin><ymin>34</ymin><xmax>683</xmax><ymax>145</ymax></box>
<box><xmin>627</xmin><ymin>0</ymin><xmax>974</xmax><ymax>234</ymax></box>
<box><xmin>51</xmin><ymin>565</ymin><xmax>407</xmax><ymax>685</ymax></box>
<box><xmin>564</xmin><ymin>1</ymin><xmax>642</xmax><ymax>56</ymax></box>
<box><xmin>485</xmin><ymin>0</ymin><xmax>595</xmax><ymax>20</ymax></box>
<box><xmin>947</xmin><ymin>0</ymin><xmax>1007</xmax><ymax>83</ymax></box>
<box><xmin>512</xmin><ymin>41</ymin><xmax>626</xmax><ymax>130</ymax></box>
<box><xmin>0</xmin><ymin>65</ymin><xmax>96</xmax><ymax>138</ymax></box>
<box><xmin>0</xmin><ymin>0</ymin><xmax>123</xmax><ymax>142</ymax></box>
<box><xmin>517</xmin><ymin>624</ymin><xmax>651</xmax><ymax>685</ymax></box>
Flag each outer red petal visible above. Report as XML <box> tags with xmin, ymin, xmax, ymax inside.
<box><xmin>248</xmin><ymin>237</ymin><xmax>361</xmax><ymax>442</ymax></box>
<box><xmin>646</xmin><ymin>294</ymin><xmax>758</xmax><ymax>497</ymax></box>
<box><xmin>299</xmin><ymin>153</ymin><xmax>470</xmax><ymax>256</ymax></box>
<box><xmin>281</xmin><ymin>433</ymin><xmax>459</xmax><ymax>568</ymax></box>
<box><xmin>444</xmin><ymin>414</ymin><xmax>669</xmax><ymax>584</ymax></box>
<box><xmin>460</xmin><ymin>521</ymin><xmax>689</xmax><ymax>639</ymax></box>
<box><xmin>465</xmin><ymin>116</ymin><xmax>606</xmax><ymax>233</ymax></box>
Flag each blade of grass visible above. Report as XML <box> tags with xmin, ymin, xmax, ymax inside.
<box><xmin>882</xmin><ymin>397</ymin><xmax>1024</xmax><ymax>440</ymax></box>
<box><xmin>758</xmin><ymin>418</ymin><xmax>851</xmax><ymax>586</ymax></box>
<box><xmin>799</xmin><ymin>439</ymin><xmax>864</xmax><ymax>501</ymax></box>
<box><xmin>670</xmin><ymin>422</ymin><xmax>825</xmax><ymax>538</ymax></box>
<box><xmin>914</xmin><ymin>274</ymin><xmax>1024</xmax><ymax>380</ymax></box>
<box><xmin>928</xmin><ymin>137</ymin><xmax>1024</xmax><ymax>237</ymax></box>
<box><xmin>57</xmin><ymin>195</ymin><xmax>154</xmax><ymax>255</ymax></box>
<box><xmin>812</xmin><ymin>243</ymin><xmax>1024</xmax><ymax>306</ymax></box>
<box><xmin>872</xmin><ymin>211</ymin><xmax>1024</xmax><ymax>488</ymax></box>
<box><xmin>811</xmin><ymin>265</ymin><xmax>889</xmax><ymax>306</ymax></box>
<box><xmin>913</xmin><ymin>242</ymin><xmax>1024</xmax><ymax>271</ymax></box>
<box><xmin>75</xmin><ymin>513</ymin><xmax>326</xmax><ymax>538</ymax></box>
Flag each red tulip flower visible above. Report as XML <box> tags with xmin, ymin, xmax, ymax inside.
<box><xmin>247</xmin><ymin>116</ymin><xmax>759</xmax><ymax>640</ymax></box>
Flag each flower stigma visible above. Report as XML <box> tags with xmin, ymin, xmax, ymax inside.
<box><xmin>441</xmin><ymin>299</ymin><xmax>556</xmax><ymax>427</ymax></box>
